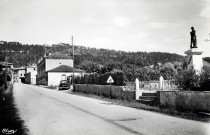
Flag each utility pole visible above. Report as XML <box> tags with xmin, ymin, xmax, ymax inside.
<box><xmin>71</xmin><ymin>36</ymin><xmax>75</xmax><ymax>91</ymax></box>
<box><xmin>5</xmin><ymin>57</ymin><xmax>7</xmax><ymax>89</ymax></box>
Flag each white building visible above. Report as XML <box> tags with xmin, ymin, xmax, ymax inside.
<box><xmin>26</xmin><ymin>65</ymin><xmax>37</xmax><ymax>73</ymax></box>
<box><xmin>25</xmin><ymin>65</ymin><xmax>37</xmax><ymax>85</ymax></box>
<box><xmin>36</xmin><ymin>52</ymin><xmax>85</xmax><ymax>86</ymax></box>
<box><xmin>13</xmin><ymin>67</ymin><xmax>26</xmax><ymax>83</ymax></box>
<box><xmin>47</xmin><ymin>65</ymin><xmax>85</xmax><ymax>86</ymax></box>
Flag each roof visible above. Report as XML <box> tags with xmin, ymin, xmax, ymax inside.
<box><xmin>13</xmin><ymin>67</ymin><xmax>25</xmax><ymax>70</ymax></box>
<box><xmin>47</xmin><ymin>65</ymin><xmax>85</xmax><ymax>73</ymax></box>
<box><xmin>46</xmin><ymin>52</ymin><xmax>72</xmax><ymax>59</ymax></box>
<box><xmin>0</xmin><ymin>62</ymin><xmax>13</xmax><ymax>66</ymax></box>
<box><xmin>27</xmin><ymin>65</ymin><xmax>37</xmax><ymax>68</ymax></box>
<box><xmin>0</xmin><ymin>62</ymin><xmax>13</xmax><ymax>68</ymax></box>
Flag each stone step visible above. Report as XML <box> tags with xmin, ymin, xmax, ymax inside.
<box><xmin>139</xmin><ymin>96</ymin><xmax>157</xmax><ymax>98</ymax></box>
<box><xmin>137</xmin><ymin>99</ymin><xmax>156</xmax><ymax>105</ymax></box>
<box><xmin>140</xmin><ymin>96</ymin><xmax>157</xmax><ymax>98</ymax></box>
<box><xmin>138</xmin><ymin>99</ymin><xmax>153</xmax><ymax>102</ymax></box>
<box><xmin>138</xmin><ymin>92</ymin><xmax>158</xmax><ymax>105</ymax></box>
<box><xmin>139</xmin><ymin>98</ymin><xmax>157</xmax><ymax>103</ymax></box>
<box><xmin>142</xmin><ymin>93</ymin><xmax>157</xmax><ymax>96</ymax></box>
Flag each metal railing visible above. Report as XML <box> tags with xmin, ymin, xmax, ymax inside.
<box><xmin>139</xmin><ymin>80</ymin><xmax>180</xmax><ymax>92</ymax></box>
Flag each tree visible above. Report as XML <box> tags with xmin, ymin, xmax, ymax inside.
<box><xmin>79</xmin><ymin>61</ymin><xmax>100</xmax><ymax>73</ymax></box>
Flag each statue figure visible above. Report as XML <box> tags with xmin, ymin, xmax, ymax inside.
<box><xmin>190</xmin><ymin>27</ymin><xmax>197</xmax><ymax>48</ymax></box>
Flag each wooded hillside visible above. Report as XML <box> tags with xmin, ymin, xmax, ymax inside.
<box><xmin>0</xmin><ymin>41</ymin><xmax>184</xmax><ymax>67</ymax></box>
<box><xmin>0</xmin><ymin>41</ymin><xmax>187</xmax><ymax>81</ymax></box>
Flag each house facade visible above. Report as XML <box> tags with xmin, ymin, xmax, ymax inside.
<box><xmin>25</xmin><ymin>65</ymin><xmax>37</xmax><ymax>85</ymax></box>
<box><xmin>13</xmin><ymin>67</ymin><xmax>26</xmax><ymax>83</ymax></box>
<box><xmin>47</xmin><ymin>65</ymin><xmax>85</xmax><ymax>86</ymax></box>
<box><xmin>0</xmin><ymin>62</ymin><xmax>13</xmax><ymax>70</ymax></box>
<box><xmin>36</xmin><ymin>52</ymin><xmax>74</xmax><ymax>85</ymax></box>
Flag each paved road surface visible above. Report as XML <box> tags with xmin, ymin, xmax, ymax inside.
<box><xmin>13</xmin><ymin>83</ymin><xmax>210</xmax><ymax>135</ymax></box>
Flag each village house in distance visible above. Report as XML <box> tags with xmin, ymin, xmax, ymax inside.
<box><xmin>25</xmin><ymin>65</ymin><xmax>37</xmax><ymax>85</ymax></box>
<box><xmin>36</xmin><ymin>52</ymin><xmax>85</xmax><ymax>86</ymax></box>
<box><xmin>13</xmin><ymin>66</ymin><xmax>25</xmax><ymax>83</ymax></box>
<box><xmin>13</xmin><ymin>65</ymin><xmax>37</xmax><ymax>84</ymax></box>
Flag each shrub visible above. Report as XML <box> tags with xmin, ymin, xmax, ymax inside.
<box><xmin>175</xmin><ymin>67</ymin><xmax>210</xmax><ymax>91</ymax></box>
<box><xmin>199</xmin><ymin>67</ymin><xmax>210</xmax><ymax>90</ymax></box>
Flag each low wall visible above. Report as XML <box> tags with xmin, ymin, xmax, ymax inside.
<box><xmin>159</xmin><ymin>91</ymin><xmax>210</xmax><ymax>112</ymax></box>
<box><xmin>75</xmin><ymin>84</ymin><xmax>135</xmax><ymax>101</ymax></box>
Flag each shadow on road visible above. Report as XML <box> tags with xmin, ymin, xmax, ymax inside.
<box><xmin>0</xmin><ymin>85</ymin><xmax>28</xmax><ymax>135</ymax></box>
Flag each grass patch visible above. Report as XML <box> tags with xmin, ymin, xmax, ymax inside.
<box><xmin>71</xmin><ymin>91</ymin><xmax>210</xmax><ymax>122</ymax></box>
<box><xmin>0</xmin><ymin>85</ymin><xmax>28</xmax><ymax>135</ymax></box>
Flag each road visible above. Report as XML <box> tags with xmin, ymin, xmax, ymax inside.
<box><xmin>13</xmin><ymin>83</ymin><xmax>210</xmax><ymax>135</ymax></box>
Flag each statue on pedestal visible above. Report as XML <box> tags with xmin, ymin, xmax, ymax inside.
<box><xmin>190</xmin><ymin>27</ymin><xmax>197</xmax><ymax>48</ymax></box>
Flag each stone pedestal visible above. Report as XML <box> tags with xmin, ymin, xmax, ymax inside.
<box><xmin>184</xmin><ymin>48</ymin><xmax>203</xmax><ymax>71</ymax></box>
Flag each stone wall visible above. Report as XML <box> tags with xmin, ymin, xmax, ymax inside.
<box><xmin>75</xmin><ymin>84</ymin><xmax>135</xmax><ymax>101</ymax></box>
<box><xmin>159</xmin><ymin>91</ymin><xmax>210</xmax><ymax>112</ymax></box>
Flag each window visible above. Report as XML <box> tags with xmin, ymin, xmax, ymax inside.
<box><xmin>61</xmin><ymin>74</ymin><xmax>66</xmax><ymax>80</ymax></box>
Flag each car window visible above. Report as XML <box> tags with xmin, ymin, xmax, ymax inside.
<box><xmin>60</xmin><ymin>80</ymin><xmax>67</xmax><ymax>84</ymax></box>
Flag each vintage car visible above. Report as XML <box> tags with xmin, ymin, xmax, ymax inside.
<box><xmin>58</xmin><ymin>80</ymin><xmax>70</xmax><ymax>90</ymax></box>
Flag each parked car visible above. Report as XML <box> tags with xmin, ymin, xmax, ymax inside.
<box><xmin>58</xmin><ymin>80</ymin><xmax>70</xmax><ymax>90</ymax></box>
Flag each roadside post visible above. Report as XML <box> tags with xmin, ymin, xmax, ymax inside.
<box><xmin>5</xmin><ymin>57</ymin><xmax>8</xmax><ymax>89</ymax></box>
<box><xmin>71</xmin><ymin>36</ymin><xmax>75</xmax><ymax>92</ymax></box>
<box><xmin>107</xmin><ymin>75</ymin><xmax>114</xmax><ymax>99</ymax></box>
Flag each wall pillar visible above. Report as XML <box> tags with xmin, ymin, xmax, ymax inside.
<box><xmin>159</xmin><ymin>76</ymin><xmax>164</xmax><ymax>91</ymax></box>
<box><xmin>135</xmin><ymin>78</ymin><xmax>142</xmax><ymax>100</ymax></box>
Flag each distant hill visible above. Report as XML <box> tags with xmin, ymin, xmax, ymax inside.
<box><xmin>0</xmin><ymin>41</ymin><xmax>184</xmax><ymax>67</ymax></box>
<box><xmin>0</xmin><ymin>41</ymin><xmax>45</xmax><ymax>67</ymax></box>
<box><xmin>0</xmin><ymin>41</ymin><xmax>185</xmax><ymax>81</ymax></box>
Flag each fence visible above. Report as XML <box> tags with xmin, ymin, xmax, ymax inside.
<box><xmin>139</xmin><ymin>81</ymin><xmax>159</xmax><ymax>91</ymax></box>
<box><xmin>136</xmin><ymin>76</ymin><xmax>180</xmax><ymax>92</ymax></box>
<box><xmin>162</xmin><ymin>80</ymin><xmax>180</xmax><ymax>91</ymax></box>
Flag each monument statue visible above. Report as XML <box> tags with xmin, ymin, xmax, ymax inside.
<box><xmin>190</xmin><ymin>27</ymin><xmax>197</xmax><ymax>48</ymax></box>
<box><xmin>185</xmin><ymin>27</ymin><xmax>203</xmax><ymax>71</ymax></box>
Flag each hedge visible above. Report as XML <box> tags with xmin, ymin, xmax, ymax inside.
<box><xmin>75</xmin><ymin>71</ymin><xmax>125</xmax><ymax>86</ymax></box>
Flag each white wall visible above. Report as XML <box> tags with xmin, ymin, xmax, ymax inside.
<box><xmin>30</xmin><ymin>71</ymin><xmax>37</xmax><ymax>85</ymax></box>
<box><xmin>18</xmin><ymin>69</ymin><xmax>25</xmax><ymax>78</ymax></box>
<box><xmin>48</xmin><ymin>72</ymin><xmax>82</xmax><ymax>86</ymax></box>
<box><xmin>13</xmin><ymin>69</ymin><xmax>25</xmax><ymax>83</ymax></box>
<box><xmin>46</xmin><ymin>59</ymin><xmax>73</xmax><ymax>71</ymax></box>
<box><xmin>26</xmin><ymin>67</ymin><xmax>37</xmax><ymax>73</ymax></box>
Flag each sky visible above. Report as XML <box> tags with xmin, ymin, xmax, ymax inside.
<box><xmin>0</xmin><ymin>0</ymin><xmax>210</xmax><ymax>57</ymax></box>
